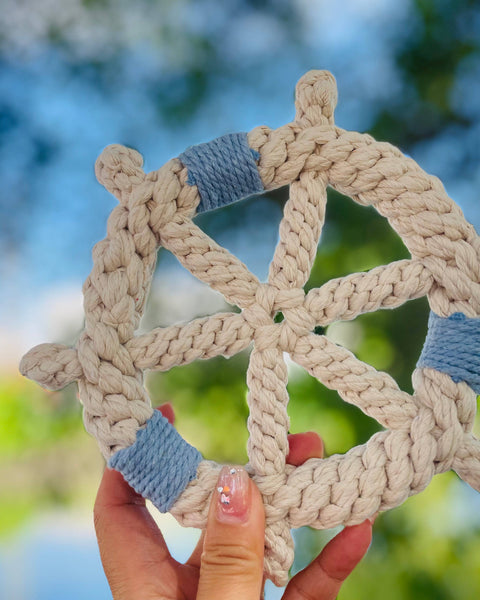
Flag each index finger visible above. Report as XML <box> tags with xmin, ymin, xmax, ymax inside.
<box><xmin>282</xmin><ymin>520</ymin><xmax>373</xmax><ymax>600</ymax></box>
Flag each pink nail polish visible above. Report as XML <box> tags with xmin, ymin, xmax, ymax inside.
<box><xmin>216</xmin><ymin>466</ymin><xmax>251</xmax><ymax>523</ymax></box>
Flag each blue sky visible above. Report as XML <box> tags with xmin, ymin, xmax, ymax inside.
<box><xmin>1</xmin><ymin>0</ymin><xmax>479</xmax><ymax>371</ymax></box>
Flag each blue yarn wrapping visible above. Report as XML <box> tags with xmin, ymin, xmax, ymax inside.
<box><xmin>179</xmin><ymin>132</ymin><xmax>264</xmax><ymax>213</ymax></box>
<box><xmin>417</xmin><ymin>311</ymin><xmax>480</xmax><ymax>394</ymax></box>
<box><xmin>108</xmin><ymin>410</ymin><xmax>203</xmax><ymax>512</ymax></box>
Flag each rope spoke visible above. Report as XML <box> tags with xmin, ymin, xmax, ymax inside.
<box><xmin>126</xmin><ymin>312</ymin><xmax>253</xmax><ymax>371</ymax></box>
<box><xmin>305</xmin><ymin>259</ymin><xmax>433</xmax><ymax>326</ymax></box>
<box><xmin>291</xmin><ymin>332</ymin><xmax>417</xmax><ymax>429</ymax></box>
<box><xmin>159</xmin><ymin>215</ymin><xmax>259</xmax><ymax>309</ymax></box>
<box><xmin>269</xmin><ymin>170</ymin><xmax>328</xmax><ymax>290</ymax></box>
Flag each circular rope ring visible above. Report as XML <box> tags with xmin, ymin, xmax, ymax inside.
<box><xmin>20</xmin><ymin>70</ymin><xmax>480</xmax><ymax>587</ymax></box>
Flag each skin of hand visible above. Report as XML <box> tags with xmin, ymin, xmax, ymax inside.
<box><xmin>94</xmin><ymin>404</ymin><xmax>373</xmax><ymax>600</ymax></box>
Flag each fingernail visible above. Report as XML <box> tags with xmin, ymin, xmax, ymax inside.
<box><xmin>215</xmin><ymin>466</ymin><xmax>251</xmax><ymax>524</ymax></box>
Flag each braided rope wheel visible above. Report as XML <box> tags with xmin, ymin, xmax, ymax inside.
<box><xmin>20</xmin><ymin>70</ymin><xmax>480</xmax><ymax>587</ymax></box>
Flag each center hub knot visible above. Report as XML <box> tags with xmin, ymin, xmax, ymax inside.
<box><xmin>242</xmin><ymin>284</ymin><xmax>280</xmax><ymax>351</ymax></box>
<box><xmin>275</xmin><ymin>288</ymin><xmax>316</xmax><ymax>350</ymax></box>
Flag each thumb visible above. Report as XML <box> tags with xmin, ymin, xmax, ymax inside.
<box><xmin>197</xmin><ymin>466</ymin><xmax>265</xmax><ymax>600</ymax></box>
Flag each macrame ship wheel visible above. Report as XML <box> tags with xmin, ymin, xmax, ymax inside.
<box><xmin>20</xmin><ymin>70</ymin><xmax>480</xmax><ymax>586</ymax></box>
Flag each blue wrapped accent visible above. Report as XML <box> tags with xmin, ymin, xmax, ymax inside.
<box><xmin>417</xmin><ymin>311</ymin><xmax>480</xmax><ymax>394</ymax></box>
<box><xmin>179</xmin><ymin>132</ymin><xmax>264</xmax><ymax>213</ymax></box>
<box><xmin>108</xmin><ymin>410</ymin><xmax>203</xmax><ymax>512</ymax></box>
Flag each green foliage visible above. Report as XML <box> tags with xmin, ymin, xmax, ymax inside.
<box><xmin>342</xmin><ymin>472</ymin><xmax>480</xmax><ymax>599</ymax></box>
<box><xmin>0</xmin><ymin>495</ymin><xmax>38</xmax><ymax>538</ymax></box>
<box><xmin>372</xmin><ymin>0</ymin><xmax>479</xmax><ymax>148</ymax></box>
<box><xmin>148</xmin><ymin>353</ymin><xmax>251</xmax><ymax>464</ymax></box>
<box><xmin>0</xmin><ymin>375</ymin><xmax>92</xmax><ymax>536</ymax></box>
<box><xmin>0</xmin><ymin>376</ymin><xmax>81</xmax><ymax>459</ymax></box>
<box><xmin>308</xmin><ymin>190</ymin><xmax>410</xmax><ymax>290</ymax></box>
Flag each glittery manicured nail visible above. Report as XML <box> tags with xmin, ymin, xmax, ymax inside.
<box><xmin>216</xmin><ymin>466</ymin><xmax>251</xmax><ymax>523</ymax></box>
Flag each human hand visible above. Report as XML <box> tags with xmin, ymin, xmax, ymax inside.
<box><xmin>94</xmin><ymin>404</ymin><xmax>373</xmax><ymax>599</ymax></box>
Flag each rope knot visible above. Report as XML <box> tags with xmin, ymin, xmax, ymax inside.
<box><xmin>295</xmin><ymin>70</ymin><xmax>338</xmax><ymax>127</ymax></box>
<box><xmin>255</xmin><ymin>283</ymin><xmax>277</xmax><ymax>316</ymax></box>
<box><xmin>412</xmin><ymin>368</ymin><xmax>472</xmax><ymax>471</ymax></box>
<box><xmin>252</xmin><ymin>472</ymin><xmax>288</xmax><ymax>497</ymax></box>
<box><xmin>241</xmin><ymin>285</ymin><xmax>279</xmax><ymax>351</ymax></box>
<box><xmin>19</xmin><ymin>343</ymin><xmax>83</xmax><ymax>390</ymax></box>
<box><xmin>95</xmin><ymin>144</ymin><xmax>145</xmax><ymax>204</ymax></box>
<box><xmin>275</xmin><ymin>288</ymin><xmax>315</xmax><ymax>349</ymax></box>
<box><xmin>272</xmin><ymin>288</ymin><xmax>305</xmax><ymax>311</ymax></box>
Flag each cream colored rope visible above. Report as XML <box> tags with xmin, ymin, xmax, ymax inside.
<box><xmin>20</xmin><ymin>70</ymin><xmax>480</xmax><ymax>586</ymax></box>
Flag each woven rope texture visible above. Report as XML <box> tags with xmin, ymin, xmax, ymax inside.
<box><xmin>20</xmin><ymin>70</ymin><xmax>480</xmax><ymax>586</ymax></box>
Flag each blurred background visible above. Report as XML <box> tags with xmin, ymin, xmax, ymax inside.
<box><xmin>1</xmin><ymin>0</ymin><xmax>480</xmax><ymax>598</ymax></box>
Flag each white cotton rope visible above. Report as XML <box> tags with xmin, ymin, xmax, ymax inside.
<box><xmin>20</xmin><ymin>70</ymin><xmax>480</xmax><ymax>587</ymax></box>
